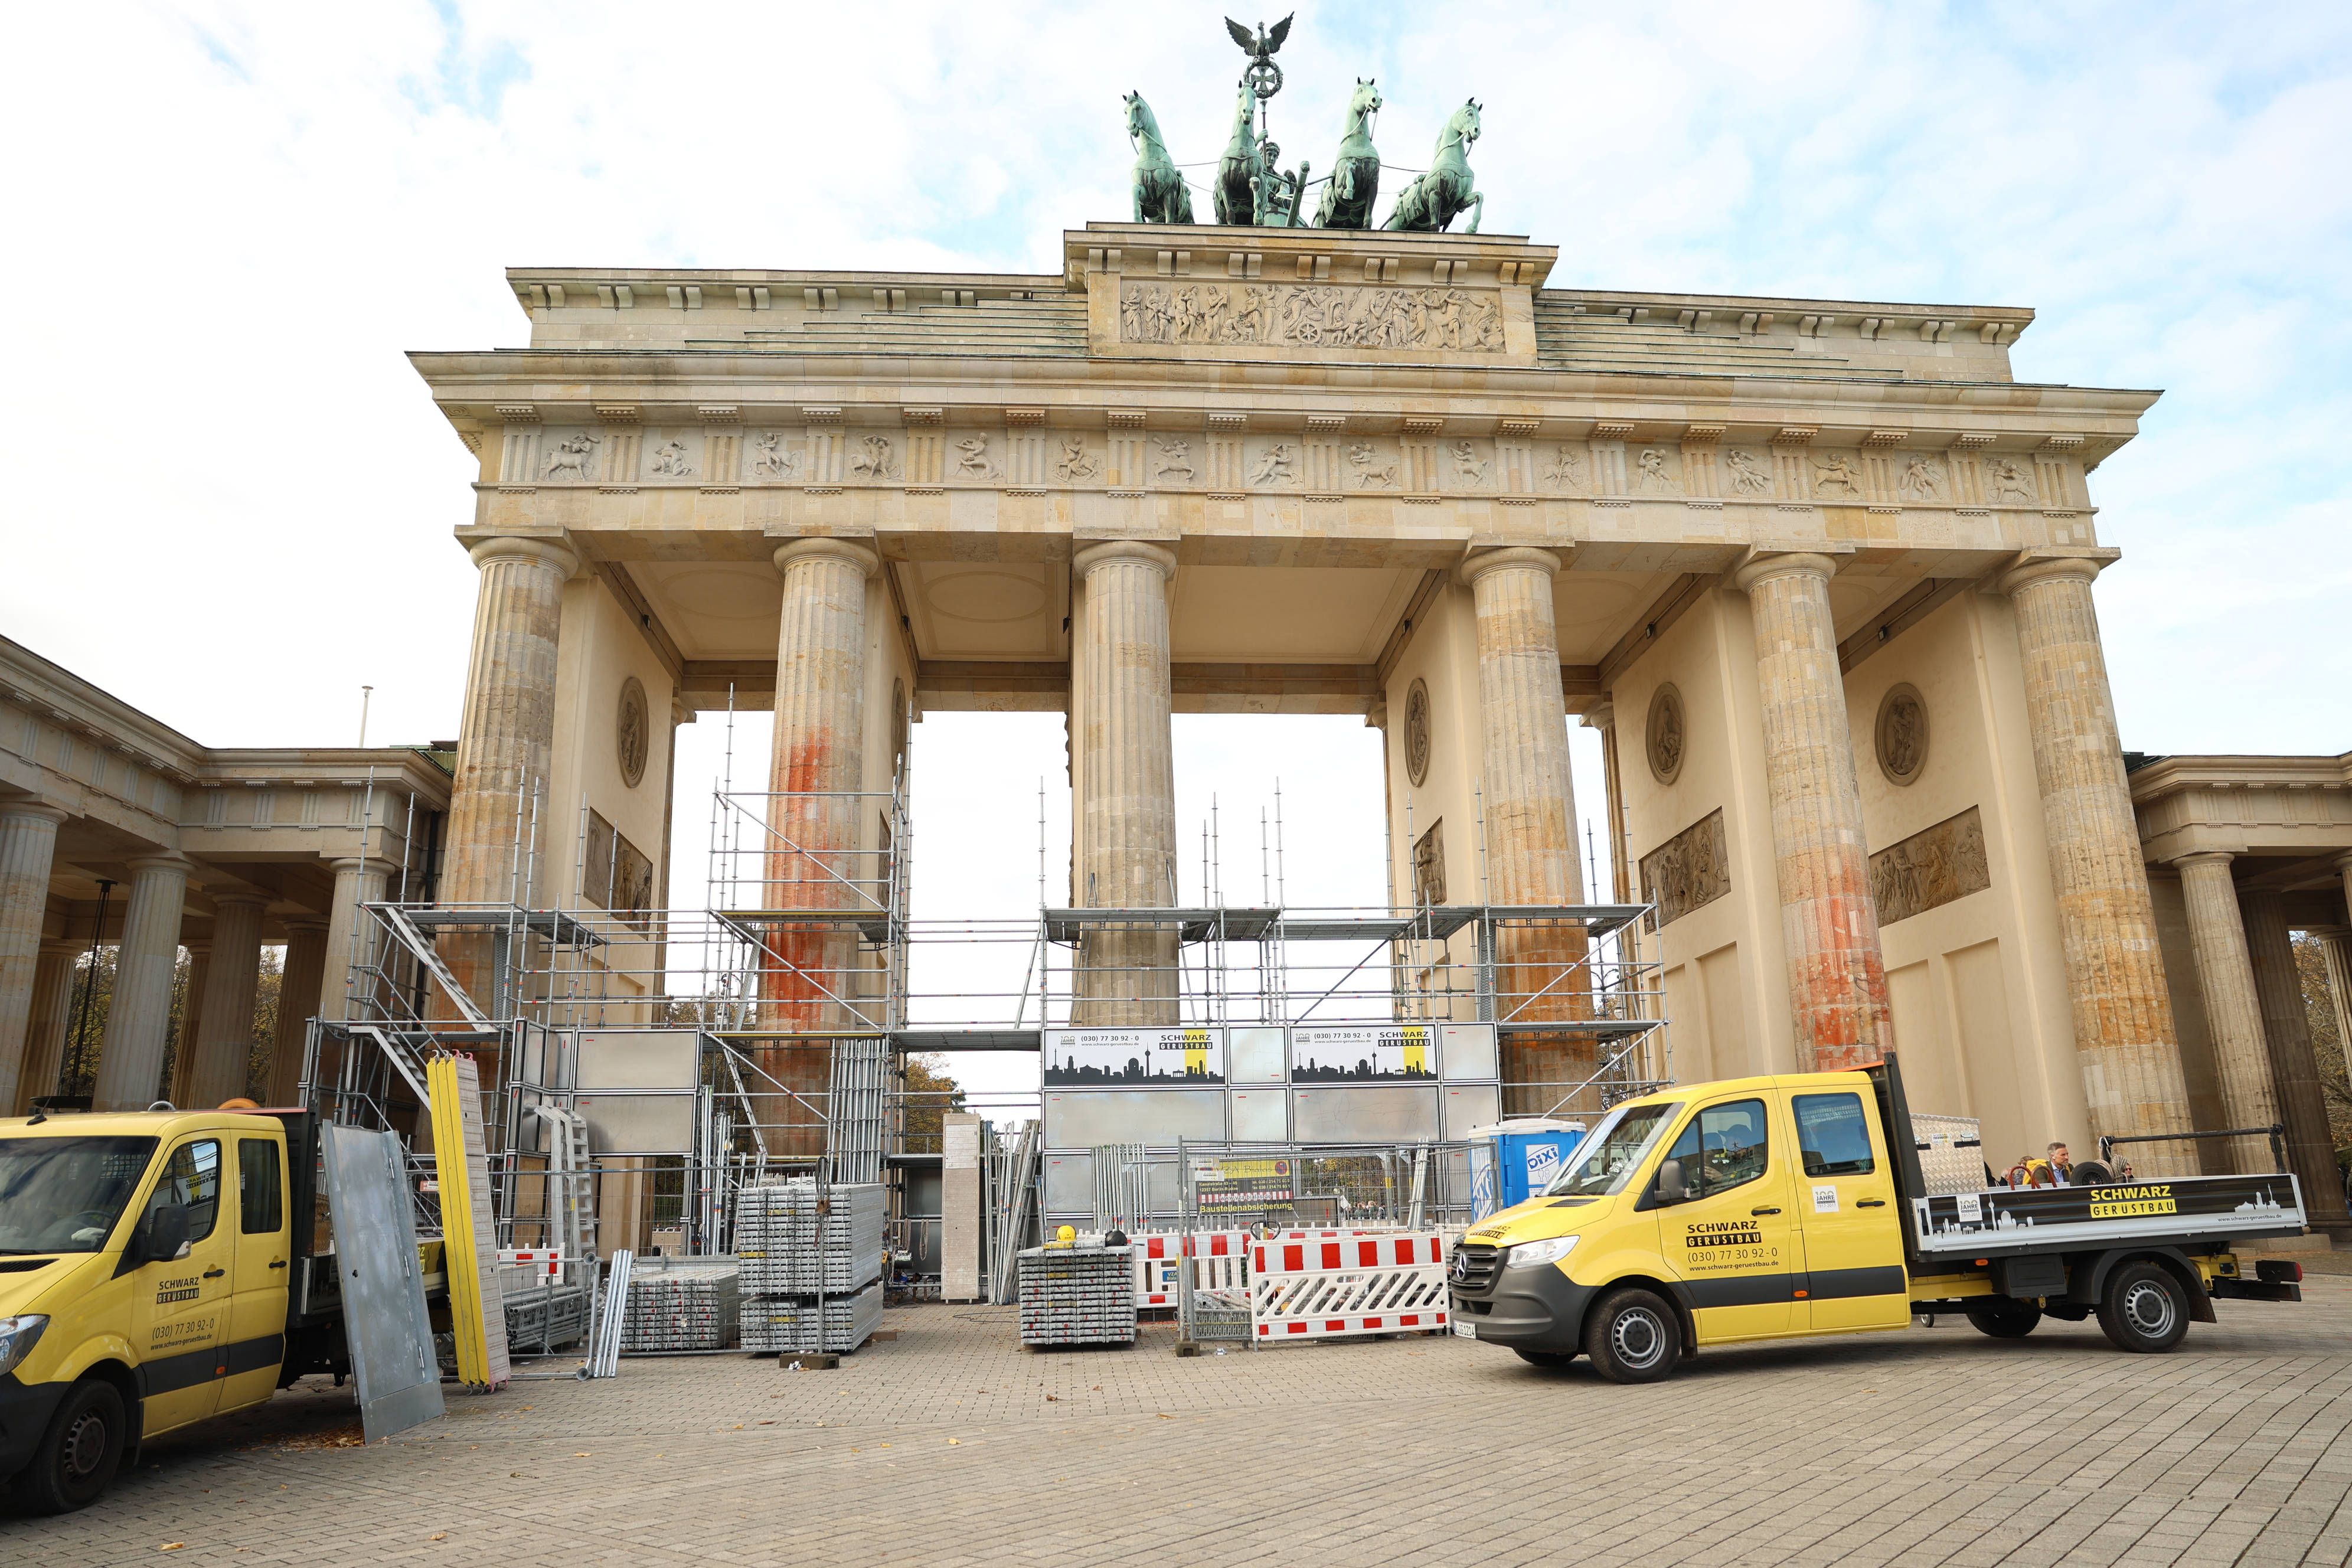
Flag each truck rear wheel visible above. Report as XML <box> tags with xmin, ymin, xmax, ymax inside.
<box><xmin>2098</xmin><ymin>1261</ymin><xmax>2188</xmax><ymax>1354</ymax></box>
<box><xmin>12</xmin><ymin>1378</ymin><xmax>126</xmax><ymax>1515</ymax></box>
<box><xmin>1964</xmin><ymin>1298</ymin><xmax>2043</xmax><ymax>1338</ymax></box>
<box><xmin>1584</xmin><ymin>1288</ymin><xmax>1680</xmax><ymax>1384</ymax></box>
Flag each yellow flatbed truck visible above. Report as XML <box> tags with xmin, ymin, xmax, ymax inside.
<box><xmin>0</xmin><ymin>1108</ymin><xmax>445</xmax><ymax>1512</ymax></box>
<box><xmin>1447</xmin><ymin>1054</ymin><xmax>2309</xmax><ymax>1382</ymax></box>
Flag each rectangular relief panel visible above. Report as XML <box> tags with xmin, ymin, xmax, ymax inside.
<box><xmin>1291</xmin><ymin>1086</ymin><xmax>1441</xmax><ymax>1143</ymax></box>
<box><xmin>1442</xmin><ymin>1083</ymin><xmax>1502</xmax><ymax>1139</ymax></box>
<box><xmin>1042</xmin><ymin>1088</ymin><xmax>1227</xmax><ymax>1149</ymax></box>
<box><xmin>1227</xmin><ymin>1027</ymin><xmax>1286</xmax><ymax>1084</ymax></box>
<box><xmin>1044</xmin><ymin>1027</ymin><xmax>1226</xmax><ymax>1087</ymax></box>
<box><xmin>1229</xmin><ymin>1089</ymin><xmax>1289</xmax><ymax>1142</ymax></box>
<box><xmin>1872</xmin><ymin>806</ymin><xmax>1991</xmax><ymax>926</ymax></box>
<box><xmin>1440</xmin><ymin>1024</ymin><xmax>1498</xmax><ymax>1081</ymax></box>
<box><xmin>1640</xmin><ymin>808</ymin><xmax>1731</xmax><ymax>929</ymax></box>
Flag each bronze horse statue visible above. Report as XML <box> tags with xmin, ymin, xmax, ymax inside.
<box><xmin>1126</xmin><ymin>92</ymin><xmax>1194</xmax><ymax>224</ymax></box>
<box><xmin>1384</xmin><ymin>99</ymin><xmax>1485</xmax><ymax>233</ymax></box>
<box><xmin>1214</xmin><ymin>83</ymin><xmax>1266</xmax><ymax>226</ymax></box>
<box><xmin>1314</xmin><ymin>78</ymin><xmax>1383</xmax><ymax>230</ymax></box>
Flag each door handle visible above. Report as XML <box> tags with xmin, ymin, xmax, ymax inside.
<box><xmin>269</xmin><ymin>1259</ymin><xmax>290</xmax><ymax>1269</ymax></box>
<box><xmin>1857</xmin><ymin>1199</ymin><xmax>1887</xmax><ymax>1208</ymax></box>
<box><xmin>1752</xmin><ymin>1207</ymin><xmax>1782</xmax><ymax>1216</ymax></box>
<box><xmin>202</xmin><ymin>1268</ymin><xmax>226</xmax><ymax>1279</ymax></box>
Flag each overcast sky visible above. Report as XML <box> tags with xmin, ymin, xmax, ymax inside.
<box><xmin>7</xmin><ymin>3</ymin><xmax>2348</xmax><ymax>1108</ymax></box>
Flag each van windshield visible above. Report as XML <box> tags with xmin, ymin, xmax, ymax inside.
<box><xmin>1541</xmin><ymin>1102</ymin><xmax>1681</xmax><ymax>1198</ymax></box>
<box><xmin>0</xmin><ymin>1136</ymin><xmax>159</xmax><ymax>1254</ymax></box>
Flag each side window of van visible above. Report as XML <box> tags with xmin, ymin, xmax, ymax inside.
<box><xmin>144</xmin><ymin>1139</ymin><xmax>223</xmax><ymax>1243</ymax></box>
<box><xmin>1661</xmin><ymin>1099</ymin><xmax>1770</xmax><ymax>1198</ymax></box>
<box><xmin>1794</xmin><ymin>1093</ymin><xmax>1877</xmax><ymax>1177</ymax></box>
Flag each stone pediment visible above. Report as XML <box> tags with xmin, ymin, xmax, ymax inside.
<box><xmin>1067</xmin><ymin>223</ymin><xmax>1554</xmax><ymax>367</ymax></box>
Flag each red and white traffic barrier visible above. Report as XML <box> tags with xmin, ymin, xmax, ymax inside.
<box><xmin>497</xmin><ymin>1247</ymin><xmax>565</xmax><ymax>1279</ymax></box>
<box><xmin>1132</xmin><ymin>1231</ymin><xmax>1251</xmax><ymax>1308</ymax></box>
<box><xmin>1249</xmin><ymin>1231</ymin><xmax>1449</xmax><ymax>1342</ymax></box>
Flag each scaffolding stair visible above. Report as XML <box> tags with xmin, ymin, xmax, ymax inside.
<box><xmin>371</xmin><ymin>901</ymin><xmax>492</xmax><ymax>1026</ymax></box>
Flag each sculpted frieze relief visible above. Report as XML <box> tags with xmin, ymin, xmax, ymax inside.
<box><xmin>1118</xmin><ymin>280</ymin><xmax>1505</xmax><ymax>353</ymax></box>
<box><xmin>501</xmin><ymin>420</ymin><xmax>2073</xmax><ymax>510</ymax></box>
<box><xmin>1870</xmin><ymin>805</ymin><xmax>1991</xmax><ymax>926</ymax></box>
<box><xmin>1639</xmin><ymin>806</ymin><xmax>1729</xmax><ymax>930</ymax></box>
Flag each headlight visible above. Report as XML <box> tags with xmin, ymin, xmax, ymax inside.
<box><xmin>0</xmin><ymin>1315</ymin><xmax>49</xmax><ymax>1378</ymax></box>
<box><xmin>1504</xmin><ymin>1236</ymin><xmax>1579</xmax><ymax>1270</ymax></box>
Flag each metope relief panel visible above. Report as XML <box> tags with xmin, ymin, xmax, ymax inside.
<box><xmin>1638</xmin><ymin>808</ymin><xmax>1731</xmax><ymax>930</ymax></box>
<box><xmin>536</xmin><ymin>429</ymin><xmax>602</xmax><ymax>484</ymax></box>
<box><xmin>639</xmin><ymin>430</ymin><xmax>703</xmax><ymax>481</ymax></box>
<box><xmin>1118</xmin><ymin>282</ymin><xmax>1505</xmax><ymax>353</ymax></box>
<box><xmin>1870</xmin><ymin>806</ymin><xmax>1991</xmax><ymax>926</ymax></box>
<box><xmin>1535</xmin><ymin>443</ymin><xmax>1590</xmax><ymax>495</ymax></box>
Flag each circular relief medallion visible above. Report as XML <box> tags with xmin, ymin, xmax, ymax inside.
<box><xmin>1646</xmin><ymin>684</ymin><xmax>1686</xmax><ymax>785</ymax></box>
<box><xmin>1877</xmin><ymin>683</ymin><xmax>1929</xmax><ymax>786</ymax></box>
<box><xmin>616</xmin><ymin>676</ymin><xmax>649</xmax><ymax>789</ymax></box>
<box><xmin>1404</xmin><ymin>678</ymin><xmax>1432</xmax><ymax>787</ymax></box>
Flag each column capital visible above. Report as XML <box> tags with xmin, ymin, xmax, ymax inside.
<box><xmin>278</xmin><ymin>916</ymin><xmax>331</xmax><ymax>937</ymax></box>
<box><xmin>2170</xmin><ymin>849</ymin><xmax>2236</xmax><ymax>872</ymax></box>
<box><xmin>1730</xmin><ymin>550</ymin><xmax>1838</xmax><ymax>594</ymax></box>
<box><xmin>1072</xmin><ymin>540</ymin><xmax>1177</xmax><ymax>579</ymax></box>
<box><xmin>207</xmin><ymin>890</ymin><xmax>272</xmax><ymax>912</ymax></box>
<box><xmin>1997</xmin><ymin>548</ymin><xmax>2118</xmax><ymax>597</ymax></box>
<box><xmin>465</xmin><ymin>534</ymin><xmax>580</xmax><ymax>579</ymax></box>
<box><xmin>124</xmin><ymin>853</ymin><xmax>192</xmax><ymax>877</ymax></box>
<box><xmin>326</xmin><ymin>855</ymin><xmax>399</xmax><ymax>879</ymax></box>
<box><xmin>772</xmin><ymin>536</ymin><xmax>881</xmax><ymax>578</ymax></box>
<box><xmin>1458</xmin><ymin>545</ymin><xmax>1563</xmax><ymax>587</ymax></box>
<box><xmin>2332</xmin><ymin>850</ymin><xmax>2352</xmax><ymax>874</ymax></box>
<box><xmin>1581</xmin><ymin>697</ymin><xmax>1617</xmax><ymax>732</ymax></box>
<box><xmin>0</xmin><ymin>801</ymin><xmax>69</xmax><ymax>828</ymax></box>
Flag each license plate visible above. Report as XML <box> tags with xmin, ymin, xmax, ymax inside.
<box><xmin>1453</xmin><ymin>1319</ymin><xmax>1475</xmax><ymax>1338</ymax></box>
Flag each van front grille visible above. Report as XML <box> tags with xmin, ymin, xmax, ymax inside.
<box><xmin>1451</xmin><ymin>1242</ymin><xmax>1502</xmax><ymax>1295</ymax></box>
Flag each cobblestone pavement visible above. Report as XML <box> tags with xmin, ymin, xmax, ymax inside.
<box><xmin>8</xmin><ymin>1278</ymin><xmax>2352</xmax><ymax>1566</ymax></box>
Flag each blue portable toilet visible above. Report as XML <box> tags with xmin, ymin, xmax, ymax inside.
<box><xmin>1467</xmin><ymin>1119</ymin><xmax>1587</xmax><ymax>1221</ymax></box>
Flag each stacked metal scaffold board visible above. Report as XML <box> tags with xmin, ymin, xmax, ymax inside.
<box><xmin>734</xmin><ymin>1181</ymin><xmax>887</xmax><ymax>1353</ymax></box>
<box><xmin>1018</xmin><ymin>1244</ymin><xmax>1137</xmax><ymax>1348</ymax></box>
<box><xmin>620</xmin><ymin>1257</ymin><xmax>743</xmax><ymax>1351</ymax></box>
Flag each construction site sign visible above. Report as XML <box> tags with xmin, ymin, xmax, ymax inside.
<box><xmin>1044</xmin><ymin>1027</ymin><xmax>1226</xmax><ymax>1086</ymax></box>
<box><xmin>1290</xmin><ymin>1024</ymin><xmax>1438</xmax><ymax>1083</ymax></box>
<box><xmin>1196</xmin><ymin>1157</ymin><xmax>1295</xmax><ymax>1214</ymax></box>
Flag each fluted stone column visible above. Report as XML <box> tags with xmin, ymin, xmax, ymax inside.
<box><xmin>1073</xmin><ymin>541</ymin><xmax>1180</xmax><ymax>1028</ymax></box>
<box><xmin>2173</xmin><ymin>853</ymin><xmax>2279</xmax><ymax>1174</ymax></box>
<box><xmin>269</xmin><ymin>918</ymin><xmax>329</xmax><ymax>1105</ymax></box>
<box><xmin>440</xmin><ymin>535</ymin><xmax>578</xmax><ymax>1007</ymax></box>
<box><xmin>18</xmin><ymin>940</ymin><xmax>76</xmax><ymax>1113</ymax></box>
<box><xmin>93</xmin><ymin>855</ymin><xmax>190</xmax><ymax>1111</ymax></box>
<box><xmin>186</xmin><ymin>894</ymin><xmax>267</xmax><ymax>1108</ymax></box>
<box><xmin>169</xmin><ymin>943</ymin><xmax>210</xmax><ymax>1106</ymax></box>
<box><xmin>1462</xmin><ymin>548</ymin><xmax>1593</xmax><ymax>1109</ymax></box>
<box><xmin>321</xmin><ymin>858</ymin><xmax>393</xmax><ymax>1023</ymax></box>
<box><xmin>0</xmin><ymin>803</ymin><xmax>67</xmax><ymax>1118</ymax></box>
<box><xmin>1582</xmin><ymin>700</ymin><xmax>1632</xmax><ymax>904</ymax></box>
<box><xmin>1730</xmin><ymin>553</ymin><xmax>1892</xmax><ymax>1069</ymax></box>
<box><xmin>763</xmin><ymin>538</ymin><xmax>880</xmax><ymax>1155</ymax></box>
<box><xmin>2242</xmin><ymin>890</ymin><xmax>2351</xmax><ymax>1231</ymax></box>
<box><xmin>2001</xmin><ymin>557</ymin><xmax>2194</xmax><ymax>1168</ymax></box>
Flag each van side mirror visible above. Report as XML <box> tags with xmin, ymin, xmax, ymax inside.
<box><xmin>135</xmin><ymin>1204</ymin><xmax>191</xmax><ymax>1266</ymax></box>
<box><xmin>1653</xmin><ymin>1158</ymin><xmax>1689</xmax><ymax>1206</ymax></box>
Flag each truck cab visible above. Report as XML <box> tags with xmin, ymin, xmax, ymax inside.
<box><xmin>1448</xmin><ymin>1060</ymin><xmax>2308</xmax><ymax>1383</ymax></box>
<box><xmin>0</xmin><ymin>1109</ymin><xmax>337</xmax><ymax>1512</ymax></box>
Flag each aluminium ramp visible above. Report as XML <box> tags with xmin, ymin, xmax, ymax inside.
<box><xmin>318</xmin><ymin>1122</ymin><xmax>446</xmax><ymax>1443</ymax></box>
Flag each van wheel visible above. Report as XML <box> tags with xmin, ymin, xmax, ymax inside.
<box><xmin>1584</xmin><ymin>1288</ymin><xmax>1680</xmax><ymax>1384</ymax></box>
<box><xmin>1512</xmin><ymin>1348</ymin><xmax>1577</xmax><ymax>1371</ymax></box>
<box><xmin>12</xmin><ymin>1378</ymin><xmax>126</xmax><ymax>1515</ymax></box>
<box><xmin>2098</xmin><ymin>1261</ymin><xmax>2188</xmax><ymax>1354</ymax></box>
<box><xmin>1965</xmin><ymin>1298</ymin><xmax>2043</xmax><ymax>1338</ymax></box>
